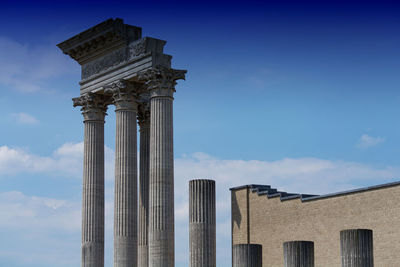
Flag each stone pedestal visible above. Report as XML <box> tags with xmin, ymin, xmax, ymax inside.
<box><xmin>138</xmin><ymin>103</ymin><xmax>150</xmax><ymax>267</ymax></box>
<box><xmin>73</xmin><ymin>93</ymin><xmax>107</xmax><ymax>267</ymax></box>
<box><xmin>189</xmin><ymin>179</ymin><xmax>216</xmax><ymax>267</ymax></box>
<box><xmin>139</xmin><ymin>66</ymin><xmax>186</xmax><ymax>267</ymax></box>
<box><xmin>232</xmin><ymin>244</ymin><xmax>262</xmax><ymax>267</ymax></box>
<box><xmin>283</xmin><ymin>241</ymin><xmax>314</xmax><ymax>267</ymax></box>
<box><xmin>106</xmin><ymin>81</ymin><xmax>138</xmax><ymax>267</ymax></box>
<box><xmin>340</xmin><ymin>229</ymin><xmax>374</xmax><ymax>267</ymax></box>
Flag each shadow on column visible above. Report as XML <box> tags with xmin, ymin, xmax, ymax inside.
<box><xmin>283</xmin><ymin>241</ymin><xmax>314</xmax><ymax>267</ymax></box>
<box><xmin>340</xmin><ymin>229</ymin><xmax>373</xmax><ymax>267</ymax></box>
<box><xmin>232</xmin><ymin>244</ymin><xmax>262</xmax><ymax>267</ymax></box>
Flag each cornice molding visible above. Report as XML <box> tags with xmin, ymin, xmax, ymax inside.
<box><xmin>57</xmin><ymin>18</ymin><xmax>142</xmax><ymax>65</ymax></box>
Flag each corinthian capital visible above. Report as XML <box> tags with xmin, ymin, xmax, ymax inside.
<box><xmin>104</xmin><ymin>80</ymin><xmax>139</xmax><ymax>111</ymax></box>
<box><xmin>72</xmin><ymin>93</ymin><xmax>108</xmax><ymax>121</ymax></box>
<box><xmin>138</xmin><ymin>65</ymin><xmax>187</xmax><ymax>98</ymax></box>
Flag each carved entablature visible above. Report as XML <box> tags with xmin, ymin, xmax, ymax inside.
<box><xmin>57</xmin><ymin>18</ymin><xmax>172</xmax><ymax>94</ymax></box>
<box><xmin>80</xmin><ymin>37</ymin><xmax>165</xmax><ymax>80</ymax></box>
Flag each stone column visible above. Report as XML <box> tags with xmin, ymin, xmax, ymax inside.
<box><xmin>138</xmin><ymin>102</ymin><xmax>150</xmax><ymax>267</ymax></box>
<box><xmin>73</xmin><ymin>93</ymin><xmax>108</xmax><ymax>267</ymax></box>
<box><xmin>283</xmin><ymin>241</ymin><xmax>314</xmax><ymax>267</ymax></box>
<box><xmin>189</xmin><ymin>179</ymin><xmax>216</xmax><ymax>267</ymax></box>
<box><xmin>106</xmin><ymin>81</ymin><xmax>138</xmax><ymax>267</ymax></box>
<box><xmin>232</xmin><ymin>244</ymin><xmax>262</xmax><ymax>267</ymax></box>
<box><xmin>340</xmin><ymin>229</ymin><xmax>374</xmax><ymax>267</ymax></box>
<box><xmin>139</xmin><ymin>66</ymin><xmax>186</xmax><ymax>267</ymax></box>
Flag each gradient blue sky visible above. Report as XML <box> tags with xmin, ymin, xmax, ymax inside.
<box><xmin>0</xmin><ymin>0</ymin><xmax>399</xmax><ymax>266</ymax></box>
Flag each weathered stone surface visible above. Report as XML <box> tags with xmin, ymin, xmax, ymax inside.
<box><xmin>105</xmin><ymin>80</ymin><xmax>138</xmax><ymax>267</ymax></box>
<box><xmin>139</xmin><ymin>66</ymin><xmax>186</xmax><ymax>267</ymax></box>
<box><xmin>283</xmin><ymin>241</ymin><xmax>314</xmax><ymax>267</ymax></box>
<box><xmin>189</xmin><ymin>179</ymin><xmax>216</xmax><ymax>267</ymax></box>
<box><xmin>340</xmin><ymin>229</ymin><xmax>373</xmax><ymax>267</ymax></box>
<box><xmin>233</xmin><ymin>244</ymin><xmax>262</xmax><ymax>267</ymax></box>
<box><xmin>138</xmin><ymin>102</ymin><xmax>150</xmax><ymax>267</ymax></box>
<box><xmin>81</xmin><ymin>37</ymin><xmax>167</xmax><ymax>81</ymax></box>
<box><xmin>73</xmin><ymin>93</ymin><xmax>108</xmax><ymax>267</ymax></box>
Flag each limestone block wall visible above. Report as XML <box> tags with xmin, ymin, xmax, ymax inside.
<box><xmin>231</xmin><ymin>182</ymin><xmax>400</xmax><ymax>267</ymax></box>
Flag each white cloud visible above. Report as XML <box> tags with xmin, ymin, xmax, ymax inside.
<box><xmin>0</xmin><ymin>142</ymin><xmax>114</xmax><ymax>180</ymax></box>
<box><xmin>0</xmin><ymin>191</ymin><xmax>81</xmax><ymax>266</ymax></box>
<box><xmin>357</xmin><ymin>134</ymin><xmax>385</xmax><ymax>148</ymax></box>
<box><xmin>11</xmin><ymin>112</ymin><xmax>39</xmax><ymax>124</ymax></box>
<box><xmin>0</xmin><ymin>191</ymin><xmax>80</xmax><ymax>231</ymax></box>
<box><xmin>0</xmin><ymin>36</ymin><xmax>78</xmax><ymax>92</ymax></box>
<box><xmin>1</xmin><ymin>145</ymin><xmax>399</xmax><ymax>266</ymax></box>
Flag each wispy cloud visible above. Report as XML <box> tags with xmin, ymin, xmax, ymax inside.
<box><xmin>0</xmin><ymin>36</ymin><xmax>78</xmax><ymax>92</ymax></box>
<box><xmin>0</xmin><ymin>191</ymin><xmax>81</xmax><ymax>266</ymax></box>
<box><xmin>1</xmin><ymin>145</ymin><xmax>398</xmax><ymax>266</ymax></box>
<box><xmin>11</xmin><ymin>112</ymin><xmax>39</xmax><ymax>125</ymax></box>
<box><xmin>357</xmin><ymin>134</ymin><xmax>385</xmax><ymax>148</ymax></box>
<box><xmin>0</xmin><ymin>142</ymin><xmax>114</xmax><ymax>180</ymax></box>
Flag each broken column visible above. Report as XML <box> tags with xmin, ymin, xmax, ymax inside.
<box><xmin>283</xmin><ymin>241</ymin><xmax>314</xmax><ymax>267</ymax></box>
<box><xmin>232</xmin><ymin>244</ymin><xmax>262</xmax><ymax>267</ymax></box>
<box><xmin>340</xmin><ymin>229</ymin><xmax>374</xmax><ymax>267</ymax></box>
<box><xmin>189</xmin><ymin>179</ymin><xmax>216</xmax><ymax>267</ymax></box>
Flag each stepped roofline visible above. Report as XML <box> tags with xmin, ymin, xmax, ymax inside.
<box><xmin>230</xmin><ymin>180</ymin><xmax>400</xmax><ymax>202</ymax></box>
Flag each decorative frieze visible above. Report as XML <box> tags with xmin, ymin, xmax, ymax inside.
<box><xmin>81</xmin><ymin>38</ymin><xmax>154</xmax><ymax>80</ymax></box>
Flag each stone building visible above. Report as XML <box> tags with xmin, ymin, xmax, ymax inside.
<box><xmin>231</xmin><ymin>181</ymin><xmax>400</xmax><ymax>266</ymax></box>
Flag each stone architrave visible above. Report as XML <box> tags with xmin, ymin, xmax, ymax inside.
<box><xmin>340</xmin><ymin>229</ymin><xmax>374</xmax><ymax>267</ymax></box>
<box><xmin>189</xmin><ymin>179</ymin><xmax>216</xmax><ymax>267</ymax></box>
<box><xmin>138</xmin><ymin>101</ymin><xmax>150</xmax><ymax>267</ymax></box>
<box><xmin>232</xmin><ymin>244</ymin><xmax>262</xmax><ymax>267</ymax></box>
<box><xmin>283</xmin><ymin>241</ymin><xmax>314</xmax><ymax>267</ymax></box>
<box><xmin>138</xmin><ymin>66</ymin><xmax>186</xmax><ymax>267</ymax></box>
<box><xmin>105</xmin><ymin>80</ymin><xmax>139</xmax><ymax>267</ymax></box>
<box><xmin>73</xmin><ymin>93</ymin><xmax>108</xmax><ymax>267</ymax></box>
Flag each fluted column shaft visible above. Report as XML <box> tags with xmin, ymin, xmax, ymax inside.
<box><xmin>149</xmin><ymin>96</ymin><xmax>174</xmax><ymax>266</ymax></box>
<box><xmin>189</xmin><ymin>179</ymin><xmax>216</xmax><ymax>267</ymax></box>
<box><xmin>139</xmin><ymin>66</ymin><xmax>186</xmax><ymax>267</ymax></box>
<box><xmin>340</xmin><ymin>229</ymin><xmax>374</xmax><ymax>267</ymax></box>
<box><xmin>283</xmin><ymin>241</ymin><xmax>314</xmax><ymax>267</ymax></box>
<box><xmin>232</xmin><ymin>244</ymin><xmax>262</xmax><ymax>267</ymax></box>
<box><xmin>73</xmin><ymin>93</ymin><xmax>107</xmax><ymax>267</ymax></box>
<box><xmin>138</xmin><ymin>104</ymin><xmax>150</xmax><ymax>267</ymax></box>
<box><xmin>107</xmin><ymin>82</ymin><xmax>138</xmax><ymax>267</ymax></box>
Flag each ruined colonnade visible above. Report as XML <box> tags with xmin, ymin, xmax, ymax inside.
<box><xmin>58</xmin><ymin>19</ymin><xmax>186</xmax><ymax>267</ymax></box>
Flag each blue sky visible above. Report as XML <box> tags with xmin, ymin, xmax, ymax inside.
<box><xmin>0</xmin><ymin>0</ymin><xmax>400</xmax><ymax>266</ymax></box>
